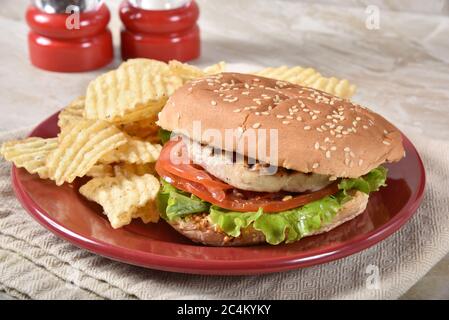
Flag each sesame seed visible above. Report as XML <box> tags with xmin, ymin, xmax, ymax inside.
<box><xmin>358</xmin><ymin>159</ymin><xmax>364</xmax><ymax>166</ymax></box>
<box><xmin>356</xmin><ymin>117</ymin><xmax>361</xmax><ymax>121</ymax></box>
<box><xmin>336</xmin><ymin>134</ymin><xmax>343</xmax><ymax>138</ymax></box>
<box><xmin>283</xmin><ymin>121</ymin><xmax>290</xmax><ymax>125</ymax></box>
<box><xmin>324</xmin><ymin>137</ymin><xmax>330</xmax><ymax>143</ymax></box>
<box><xmin>277</xmin><ymin>115</ymin><xmax>285</xmax><ymax>119</ymax></box>
<box><xmin>255</xmin><ymin>112</ymin><xmax>260</xmax><ymax>116</ymax></box>
<box><xmin>313</xmin><ymin>110</ymin><xmax>321</xmax><ymax>114</ymax></box>
<box><xmin>350</xmin><ymin>152</ymin><xmax>355</xmax><ymax>158</ymax></box>
<box><xmin>286</xmin><ymin>115</ymin><xmax>293</xmax><ymax>120</ymax></box>
<box><xmin>312</xmin><ymin>163</ymin><xmax>320</xmax><ymax>169</ymax></box>
<box><xmin>242</xmin><ymin>91</ymin><xmax>250</xmax><ymax>95</ymax></box>
<box><xmin>312</xmin><ymin>115</ymin><xmax>318</xmax><ymax>120</ymax></box>
<box><xmin>330</xmin><ymin>146</ymin><xmax>337</xmax><ymax>151</ymax></box>
<box><xmin>383</xmin><ymin>140</ymin><xmax>391</xmax><ymax>145</ymax></box>
<box><xmin>282</xmin><ymin>195</ymin><xmax>293</xmax><ymax>201</ymax></box>
<box><xmin>384</xmin><ymin>130</ymin><xmax>389</xmax><ymax>134</ymax></box>
<box><xmin>211</xmin><ymin>100</ymin><xmax>217</xmax><ymax>106</ymax></box>
<box><xmin>316</xmin><ymin>128</ymin><xmax>323</xmax><ymax>132</ymax></box>
<box><xmin>303</xmin><ymin>108</ymin><xmax>310</xmax><ymax>112</ymax></box>
<box><xmin>344</xmin><ymin>147</ymin><xmax>351</xmax><ymax>152</ymax></box>
<box><xmin>363</xmin><ymin>125</ymin><xmax>369</xmax><ymax>129</ymax></box>
<box><xmin>325</xmin><ymin>151</ymin><xmax>331</xmax><ymax>159</ymax></box>
<box><xmin>233</xmin><ymin>109</ymin><xmax>241</xmax><ymax>113</ymax></box>
<box><xmin>261</xmin><ymin>112</ymin><xmax>270</xmax><ymax>115</ymax></box>
<box><xmin>314</xmin><ymin>142</ymin><xmax>320</xmax><ymax>150</ymax></box>
<box><xmin>252</xmin><ymin>123</ymin><xmax>261</xmax><ymax>129</ymax></box>
<box><xmin>253</xmin><ymin>78</ymin><xmax>260</xmax><ymax>82</ymax></box>
<box><xmin>304</xmin><ymin>126</ymin><xmax>311</xmax><ymax>130</ymax></box>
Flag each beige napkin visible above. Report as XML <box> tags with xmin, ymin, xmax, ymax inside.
<box><xmin>0</xmin><ymin>127</ymin><xmax>448</xmax><ymax>300</ymax></box>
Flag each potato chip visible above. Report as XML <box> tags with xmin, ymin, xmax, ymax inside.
<box><xmin>86</xmin><ymin>164</ymin><xmax>114</xmax><ymax>178</ymax></box>
<box><xmin>46</xmin><ymin>119</ymin><xmax>127</xmax><ymax>185</ymax></box>
<box><xmin>254</xmin><ymin>66</ymin><xmax>356</xmax><ymax>99</ymax></box>
<box><xmin>119</xmin><ymin>117</ymin><xmax>160</xmax><ymax>141</ymax></box>
<box><xmin>100</xmin><ymin>135</ymin><xmax>162</xmax><ymax>164</ymax></box>
<box><xmin>57</xmin><ymin>96</ymin><xmax>85</xmax><ymax>131</ymax></box>
<box><xmin>168</xmin><ymin>60</ymin><xmax>226</xmax><ymax>82</ymax></box>
<box><xmin>113</xmin><ymin>163</ymin><xmax>155</xmax><ymax>178</ymax></box>
<box><xmin>132</xmin><ymin>200</ymin><xmax>160</xmax><ymax>224</ymax></box>
<box><xmin>85</xmin><ymin>59</ymin><xmax>181</xmax><ymax>123</ymax></box>
<box><xmin>86</xmin><ymin>163</ymin><xmax>155</xmax><ymax>178</ymax></box>
<box><xmin>0</xmin><ymin>137</ymin><xmax>58</xmax><ymax>179</ymax></box>
<box><xmin>79</xmin><ymin>174</ymin><xmax>160</xmax><ymax>228</ymax></box>
<box><xmin>203</xmin><ymin>61</ymin><xmax>227</xmax><ymax>75</ymax></box>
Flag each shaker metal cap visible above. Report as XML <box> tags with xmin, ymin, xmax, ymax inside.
<box><xmin>129</xmin><ymin>0</ymin><xmax>191</xmax><ymax>10</ymax></box>
<box><xmin>33</xmin><ymin>0</ymin><xmax>104</xmax><ymax>14</ymax></box>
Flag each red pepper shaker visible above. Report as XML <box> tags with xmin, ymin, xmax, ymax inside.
<box><xmin>26</xmin><ymin>0</ymin><xmax>113</xmax><ymax>72</ymax></box>
<box><xmin>120</xmin><ymin>0</ymin><xmax>200</xmax><ymax>62</ymax></box>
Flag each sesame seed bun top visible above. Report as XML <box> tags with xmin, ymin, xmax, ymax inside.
<box><xmin>157</xmin><ymin>72</ymin><xmax>404</xmax><ymax>178</ymax></box>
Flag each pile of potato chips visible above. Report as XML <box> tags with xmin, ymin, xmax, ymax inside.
<box><xmin>0</xmin><ymin>59</ymin><xmax>356</xmax><ymax>229</ymax></box>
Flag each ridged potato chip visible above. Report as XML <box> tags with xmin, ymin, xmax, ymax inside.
<box><xmin>79</xmin><ymin>174</ymin><xmax>160</xmax><ymax>228</ymax></box>
<box><xmin>254</xmin><ymin>66</ymin><xmax>356</xmax><ymax>99</ymax></box>
<box><xmin>57</xmin><ymin>96</ymin><xmax>85</xmax><ymax>131</ymax></box>
<box><xmin>86</xmin><ymin>163</ymin><xmax>155</xmax><ymax>178</ymax></box>
<box><xmin>85</xmin><ymin>59</ymin><xmax>181</xmax><ymax>123</ymax></box>
<box><xmin>113</xmin><ymin>163</ymin><xmax>155</xmax><ymax>177</ymax></box>
<box><xmin>119</xmin><ymin>118</ymin><xmax>160</xmax><ymax>141</ymax></box>
<box><xmin>168</xmin><ymin>60</ymin><xmax>226</xmax><ymax>82</ymax></box>
<box><xmin>46</xmin><ymin>119</ymin><xmax>127</xmax><ymax>185</ymax></box>
<box><xmin>100</xmin><ymin>135</ymin><xmax>162</xmax><ymax>164</ymax></box>
<box><xmin>132</xmin><ymin>201</ymin><xmax>160</xmax><ymax>224</ymax></box>
<box><xmin>203</xmin><ymin>61</ymin><xmax>227</xmax><ymax>75</ymax></box>
<box><xmin>0</xmin><ymin>137</ymin><xmax>58</xmax><ymax>179</ymax></box>
<box><xmin>86</xmin><ymin>164</ymin><xmax>114</xmax><ymax>178</ymax></box>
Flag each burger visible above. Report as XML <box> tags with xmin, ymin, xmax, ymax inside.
<box><xmin>155</xmin><ymin>72</ymin><xmax>404</xmax><ymax>246</ymax></box>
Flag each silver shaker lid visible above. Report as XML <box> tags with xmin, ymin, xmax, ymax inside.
<box><xmin>33</xmin><ymin>0</ymin><xmax>104</xmax><ymax>14</ymax></box>
<box><xmin>128</xmin><ymin>0</ymin><xmax>191</xmax><ymax>10</ymax></box>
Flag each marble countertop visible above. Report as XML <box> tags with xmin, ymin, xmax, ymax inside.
<box><xmin>0</xmin><ymin>0</ymin><xmax>448</xmax><ymax>299</ymax></box>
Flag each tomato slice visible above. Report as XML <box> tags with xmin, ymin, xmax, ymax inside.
<box><xmin>158</xmin><ymin>139</ymin><xmax>233</xmax><ymax>201</ymax></box>
<box><xmin>155</xmin><ymin>141</ymin><xmax>339</xmax><ymax>213</ymax></box>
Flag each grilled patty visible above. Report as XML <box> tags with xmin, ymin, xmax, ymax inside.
<box><xmin>186</xmin><ymin>139</ymin><xmax>333</xmax><ymax>193</ymax></box>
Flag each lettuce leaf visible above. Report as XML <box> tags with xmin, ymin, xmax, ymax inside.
<box><xmin>158</xmin><ymin>129</ymin><xmax>172</xmax><ymax>145</ymax></box>
<box><xmin>157</xmin><ymin>167</ymin><xmax>388</xmax><ymax>245</ymax></box>
<box><xmin>158</xmin><ymin>180</ymin><xmax>210</xmax><ymax>220</ymax></box>
<box><xmin>338</xmin><ymin>166</ymin><xmax>387</xmax><ymax>194</ymax></box>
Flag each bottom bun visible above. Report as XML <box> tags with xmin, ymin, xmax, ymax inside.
<box><xmin>168</xmin><ymin>191</ymin><xmax>369</xmax><ymax>246</ymax></box>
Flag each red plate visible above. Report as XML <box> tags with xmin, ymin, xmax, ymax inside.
<box><xmin>11</xmin><ymin>112</ymin><xmax>426</xmax><ymax>275</ymax></box>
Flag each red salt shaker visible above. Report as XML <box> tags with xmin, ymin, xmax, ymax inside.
<box><xmin>26</xmin><ymin>0</ymin><xmax>113</xmax><ymax>72</ymax></box>
<box><xmin>120</xmin><ymin>0</ymin><xmax>200</xmax><ymax>62</ymax></box>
